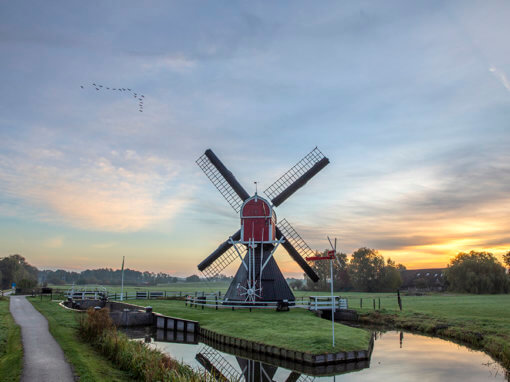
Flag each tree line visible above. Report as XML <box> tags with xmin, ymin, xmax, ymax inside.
<box><xmin>290</xmin><ymin>248</ymin><xmax>510</xmax><ymax>294</ymax></box>
<box><xmin>40</xmin><ymin>268</ymin><xmax>180</xmax><ymax>286</ymax></box>
<box><xmin>289</xmin><ymin>247</ymin><xmax>407</xmax><ymax>292</ymax></box>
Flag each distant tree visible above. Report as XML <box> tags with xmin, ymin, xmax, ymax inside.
<box><xmin>185</xmin><ymin>275</ymin><xmax>200</xmax><ymax>283</ymax></box>
<box><xmin>444</xmin><ymin>251</ymin><xmax>509</xmax><ymax>294</ymax></box>
<box><xmin>288</xmin><ymin>279</ymin><xmax>303</xmax><ymax>290</ymax></box>
<box><xmin>380</xmin><ymin>258</ymin><xmax>403</xmax><ymax>291</ymax></box>
<box><xmin>503</xmin><ymin>251</ymin><xmax>510</xmax><ymax>270</ymax></box>
<box><xmin>348</xmin><ymin>248</ymin><xmax>385</xmax><ymax>292</ymax></box>
<box><xmin>0</xmin><ymin>254</ymin><xmax>38</xmax><ymax>290</ymax></box>
<box><xmin>305</xmin><ymin>250</ymin><xmax>351</xmax><ymax>291</ymax></box>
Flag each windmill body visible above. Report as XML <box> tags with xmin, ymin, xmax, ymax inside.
<box><xmin>196</xmin><ymin>147</ymin><xmax>329</xmax><ymax>304</ymax></box>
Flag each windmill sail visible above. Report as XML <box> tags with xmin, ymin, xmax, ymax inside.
<box><xmin>198</xmin><ymin>231</ymin><xmax>246</xmax><ymax>279</ymax></box>
<box><xmin>196</xmin><ymin>149</ymin><xmax>250</xmax><ymax>213</ymax></box>
<box><xmin>276</xmin><ymin>219</ymin><xmax>319</xmax><ymax>282</ymax></box>
<box><xmin>264</xmin><ymin>147</ymin><xmax>329</xmax><ymax>207</ymax></box>
<box><xmin>195</xmin><ymin>345</ymin><xmax>243</xmax><ymax>382</ymax></box>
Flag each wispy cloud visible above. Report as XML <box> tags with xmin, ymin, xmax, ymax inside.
<box><xmin>0</xmin><ymin>148</ymin><xmax>192</xmax><ymax>231</ymax></box>
<box><xmin>489</xmin><ymin>66</ymin><xmax>510</xmax><ymax>92</ymax></box>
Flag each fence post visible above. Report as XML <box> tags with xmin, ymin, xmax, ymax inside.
<box><xmin>360</xmin><ymin>298</ymin><xmax>362</xmax><ymax>309</ymax></box>
<box><xmin>164</xmin><ymin>291</ymin><xmax>167</xmax><ymax>298</ymax></box>
<box><xmin>397</xmin><ymin>289</ymin><xmax>402</xmax><ymax>311</ymax></box>
<box><xmin>202</xmin><ymin>296</ymin><xmax>205</xmax><ymax>310</ymax></box>
<box><xmin>378</xmin><ymin>298</ymin><xmax>381</xmax><ymax>310</ymax></box>
<box><xmin>215</xmin><ymin>296</ymin><xmax>218</xmax><ymax>310</ymax></box>
<box><xmin>373</xmin><ymin>299</ymin><xmax>375</xmax><ymax>310</ymax></box>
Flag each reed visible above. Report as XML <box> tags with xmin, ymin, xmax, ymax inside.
<box><xmin>79</xmin><ymin>307</ymin><xmax>212</xmax><ymax>381</ymax></box>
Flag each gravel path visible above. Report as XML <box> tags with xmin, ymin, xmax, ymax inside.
<box><xmin>10</xmin><ymin>296</ymin><xmax>74</xmax><ymax>382</ymax></box>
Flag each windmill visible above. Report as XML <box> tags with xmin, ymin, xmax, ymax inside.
<box><xmin>196</xmin><ymin>147</ymin><xmax>329</xmax><ymax>303</ymax></box>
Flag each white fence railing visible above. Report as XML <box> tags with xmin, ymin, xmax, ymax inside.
<box><xmin>184</xmin><ymin>295</ymin><xmax>349</xmax><ymax>311</ymax></box>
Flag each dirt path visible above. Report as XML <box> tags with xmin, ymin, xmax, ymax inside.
<box><xmin>10</xmin><ymin>296</ymin><xmax>74</xmax><ymax>382</ymax></box>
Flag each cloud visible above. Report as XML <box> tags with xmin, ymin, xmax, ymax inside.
<box><xmin>0</xmin><ymin>148</ymin><xmax>193</xmax><ymax>232</ymax></box>
<box><xmin>91</xmin><ymin>242</ymin><xmax>117</xmax><ymax>249</ymax></box>
<box><xmin>43</xmin><ymin>236</ymin><xmax>64</xmax><ymax>249</ymax></box>
<box><xmin>489</xmin><ymin>66</ymin><xmax>510</xmax><ymax>92</ymax></box>
<box><xmin>140</xmin><ymin>54</ymin><xmax>196</xmax><ymax>73</ymax></box>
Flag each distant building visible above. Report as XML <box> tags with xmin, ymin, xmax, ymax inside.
<box><xmin>401</xmin><ymin>268</ymin><xmax>446</xmax><ymax>291</ymax></box>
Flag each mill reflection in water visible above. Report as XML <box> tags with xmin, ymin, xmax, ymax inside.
<box><xmin>123</xmin><ymin>327</ymin><xmax>507</xmax><ymax>381</ymax></box>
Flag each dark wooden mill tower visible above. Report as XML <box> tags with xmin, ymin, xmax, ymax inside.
<box><xmin>196</xmin><ymin>148</ymin><xmax>330</xmax><ymax>304</ymax></box>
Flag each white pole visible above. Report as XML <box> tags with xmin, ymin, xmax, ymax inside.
<box><xmin>120</xmin><ymin>256</ymin><xmax>125</xmax><ymax>301</ymax></box>
<box><xmin>331</xmin><ymin>255</ymin><xmax>335</xmax><ymax>347</ymax></box>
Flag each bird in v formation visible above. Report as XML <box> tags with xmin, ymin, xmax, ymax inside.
<box><xmin>80</xmin><ymin>83</ymin><xmax>145</xmax><ymax>112</ymax></box>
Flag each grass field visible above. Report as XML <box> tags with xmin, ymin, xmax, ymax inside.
<box><xmin>45</xmin><ymin>282</ymin><xmax>510</xmax><ymax>369</ymax></box>
<box><xmin>129</xmin><ymin>299</ymin><xmax>371</xmax><ymax>354</ymax></box>
<box><xmin>28</xmin><ymin>298</ymin><xmax>137</xmax><ymax>382</ymax></box>
<box><xmin>0</xmin><ymin>297</ymin><xmax>22</xmax><ymax>382</ymax></box>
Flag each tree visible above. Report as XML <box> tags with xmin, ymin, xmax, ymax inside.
<box><xmin>185</xmin><ymin>275</ymin><xmax>200</xmax><ymax>283</ymax></box>
<box><xmin>348</xmin><ymin>248</ymin><xmax>385</xmax><ymax>292</ymax></box>
<box><xmin>380</xmin><ymin>258</ymin><xmax>403</xmax><ymax>291</ymax></box>
<box><xmin>0</xmin><ymin>254</ymin><xmax>38</xmax><ymax>290</ymax></box>
<box><xmin>503</xmin><ymin>251</ymin><xmax>510</xmax><ymax>270</ymax></box>
<box><xmin>444</xmin><ymin>251</ymin><xmax>509</xmax><ymax>294</ymax></box>
<box><xmin>288</xmin><ymin>279</ymin><xmax>303</xmax><ymax>290</ymax></box>
<box><xmin>305</xmin><ymin>250</ymin><xmax>351</xmax><ymax>291</ymax></box>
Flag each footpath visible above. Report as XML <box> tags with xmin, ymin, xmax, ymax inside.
<box><xmin>10</xmin><ymin>296</ymin><xmax>74</xmax><ymax>382</ymax></box>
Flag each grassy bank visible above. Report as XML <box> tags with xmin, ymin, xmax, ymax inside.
<box><xmin>350</xmin><ymin>293</ymin><xmax>510</xmax><ymax>371</ymax></box>
<box><xmin>80</xmin><ymin>308</ymin><xmax>209</xmax><ymax>381</ymax></box>
<box><xmin>130</xmin><ymin>299</ymin><xmax>370</xmax><ymax>354</ymax></box>
<box><xmin>0</xmin><ymin>297</ymin><xmax>23</xmax><ymax>382</ymax></box>
<box><xmin>28</xmin><ymin>298</ymin><xmax>137</xmax><ymax>382</ymax></box>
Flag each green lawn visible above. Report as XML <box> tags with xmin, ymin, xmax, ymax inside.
<box><xmin>0</xmin><ymin>297</ymin><xmax>22</xmax><ymax>382</ymax></box>
<box><xmin>28</xmin><ymin>298</ymin><xmax>137</xmax><ymax>382</ymax></box>
<box><xmin>129</xmin><ymin>299</ymin><xmax>371</xmax><ymax>354</ymax></box>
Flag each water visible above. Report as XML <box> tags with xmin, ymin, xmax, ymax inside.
<box><xmin>122</xmin><ymin>327</ymin><xmax>507</xmax><ymax>381</ymax></box>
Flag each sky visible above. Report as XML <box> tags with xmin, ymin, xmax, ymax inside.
<box><xmin>1</xmin><ymin>1</ymin><xmax>509</xmax><ymax>277</ymax></box>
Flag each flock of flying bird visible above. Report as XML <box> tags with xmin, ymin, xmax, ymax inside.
<box><xmin>80</xmin><ymin>83</ymin><xmax>145</xmax><ymax>112</ymax></box>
